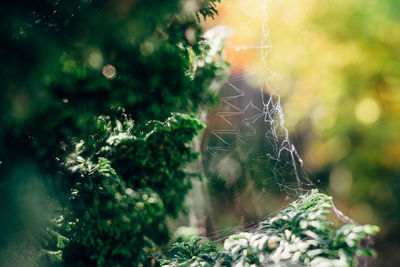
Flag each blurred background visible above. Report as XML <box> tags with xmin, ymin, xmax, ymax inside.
<box><xmin>196</xmin><ymin>0</ymin><xmax>400</xmax><ymax>266</ymax></box>
<box><xmin>0</xmin><ymin>0</ymin><xmax>398</xmax><ymax>266</ymax></box>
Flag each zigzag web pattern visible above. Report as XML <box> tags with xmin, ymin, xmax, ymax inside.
<box><xmin>206</xmin><ymin>8</ymin><xmax>313</xmax><ymax>195</ymax></box>
<box><xmin>204</xmin><ymin>0</ymin><xmax>354</xmax><ymax>233</ymax></box>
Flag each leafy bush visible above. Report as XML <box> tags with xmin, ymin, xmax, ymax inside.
<box><xmin>0</xmin><ymin>0</ymin><xmax>226</xmax><ymax>266</ymax></box>
<box><xmin>161</xmin><ymin>190</ymin><xmax>379</xmax><ymax>267</ymax></box>
<box><xmin>51</xmin><ymin>113</ymin><xmax>205</xmax><ymax>266</ymax></box>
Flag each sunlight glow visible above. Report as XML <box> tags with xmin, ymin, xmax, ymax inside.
<box><xmin>355</xmin><ymin>98</ymin><xmax>381</xmax><ymax>124</ymax></box>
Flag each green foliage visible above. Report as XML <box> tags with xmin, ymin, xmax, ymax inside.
<box><xmin>50</xmin><ymin>113</ymin><xmax>205</xmax><ymax>266</ymax></box>
<box><xmin>161</xmin><ymin>237</ymin><xmax>220</xmax><ymax>266</ymax></box>
<box><xmin>0</xmin><ymin>0</ymin><xmax>227</xmax><ymax>266</ymax></box>
<box><xmin>161</xmin><ymin>190</ymin><xmax>379</xmax><ymax>267</ymax></box>
<box><xmin>197</xmin><ymin>0</ymin><xmax>221</xmax><ymax>20</ymax></box>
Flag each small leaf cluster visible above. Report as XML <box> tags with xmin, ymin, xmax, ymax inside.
<box><xmin>161</xmin><ymin>190</ymin><xmax>379</xmax><ymax>267</ymax></box>
<box><xmin>160</xmin><ymin>237</ymin><xmax>220</xmax><ymax>266</ymax></box>
<box><xmin>197</xmin><ymin>0</ymin><xmax>222</xmax><ymax>20</ymax></box>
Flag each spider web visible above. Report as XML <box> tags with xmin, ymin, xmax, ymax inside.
<box><xmin>205</xmin><ymin>1</ymin><xmax>313</xmax><ymax>196</ymax></box>
<box><xmin>201</xmin><ymin>0</ymin><xmax>354</xmax><ymax>241</ymax></box>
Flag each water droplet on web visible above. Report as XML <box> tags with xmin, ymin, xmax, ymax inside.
<box><xmin>102</xmin><ymin>64</ymin><xmax>117</xmax><ymax>80</ymax></box>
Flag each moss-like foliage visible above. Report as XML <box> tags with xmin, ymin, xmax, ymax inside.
<box><xmin>161</xmin><ymin>190</ymin><xmax>379</xmax><ymax>267</ymax></box>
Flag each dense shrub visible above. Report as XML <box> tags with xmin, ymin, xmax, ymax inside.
<box><xmin>161</xmin><ymin>190</ymin><xmax>379</xmax><ymax>267</ymax></box>
<box><xmin>0</xmin><ymin>0</ymin><xmax>226</xmax><ymax>266</ymax></box>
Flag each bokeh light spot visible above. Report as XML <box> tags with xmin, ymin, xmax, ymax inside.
<box><xmin>185</xmin><ymin>27</ymin><xmax>197</xmax><ymax>45</ymax></box>
<box><xmin>217</xmin><ymin>157</ymin><xmax>242</xmax><ymax>187</ymax></box>
<box><xmin>182</xmin><ymin>0</ymin><xmax>199</xmax><ymax>14</ymax></box>
<box><xmin>139</xmin><ymin>41</ymin><xmax>154</xmax><ymax>57</ymax></box>
<box><xmin>125</xmin><ymin>188</ymin><xmax>134</xmax><ymax>196</ymax></box>
<box><xmin>102</xmin><ymin>64</ymin><xmax>117</xmax><ymax>80</ymax></box>
<box><xmin>329</xmin><ymin>167</ymin><xmax>352</xmax><ymax>197</ymax></box>
<box><xmin>88</xmin><ymin>50</ymin><xmax>103</xmax><ymax>69</ymax></box>
<box><xmin>355</xmin><ymin>98</ymin><xmax>380</xmax><ymax>124</ymax></box>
